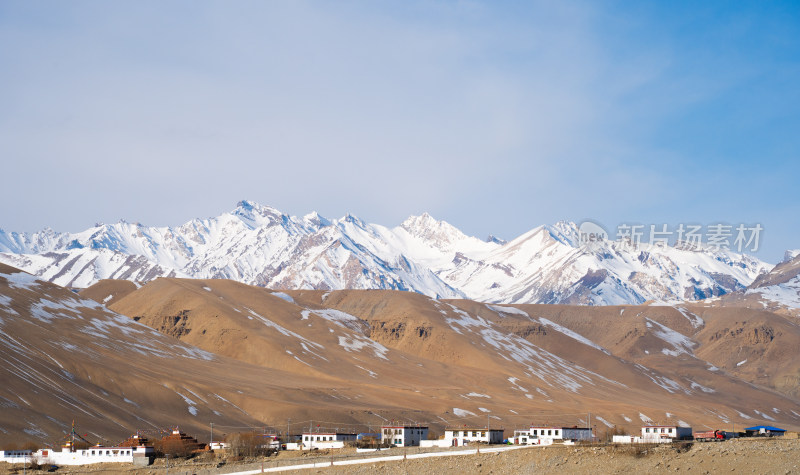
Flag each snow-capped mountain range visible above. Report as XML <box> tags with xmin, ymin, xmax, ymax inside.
<box><xmin>0</xmin><ymin>200</ymin><xmax>773</xmax><ymax>305</ymax></box>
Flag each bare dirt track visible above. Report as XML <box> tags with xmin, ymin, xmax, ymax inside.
<box><xmin>4</xmin><ymin>437</ymin><xmax>797</xmax><ymax>474</ymax></box>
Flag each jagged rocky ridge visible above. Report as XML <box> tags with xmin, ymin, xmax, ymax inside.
<box><xmin>0</xmin><ymin>201</ymin><xmax>772</xmax><ymax>305</ymax></box>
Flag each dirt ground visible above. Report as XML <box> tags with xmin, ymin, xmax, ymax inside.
<box><xmin>2</xmin><ymin>437</ymin><xmax>798</xmax><ymax>474</ymax></box>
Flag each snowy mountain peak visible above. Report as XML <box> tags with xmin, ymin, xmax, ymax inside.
<box><xmin>232</xmin><ymin>200</ymin><xmax>284</xmax><ymax>228</ymax></box>
<box><xmin>302</xmin><ymin>211</ymin><xmax>331</xmax><ymax>230</ymax></box>
<box><xmin>400</xmin><ymin>213</ymin><xmax>471</xmax><ymax>250</ymax></box>
<box><xmin>546</xmin><ymin>221</ymin><xmax>581</xmax><ymax>247</ymax></box>
<box><xmin>0</xmin><ymin>202</ymin><xmax>779</xmax><ymax>306</ymax></box>
<box><xmin>486</xmin><ymin>235</ymin><xmax>506</xmax><ymax>245</ymax></box>
<box><xmin>783</xmin><ymin>249</ymin><xmax>800</xmax><ymax>264</ymax></box>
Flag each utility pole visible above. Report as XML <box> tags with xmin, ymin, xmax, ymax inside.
<box><xmin>210</xmin><ymin>422</ymin><xmax>213</xmax><ymax>448</ymax></box>
<box><xmin>287</xmin><ymin>418</ymin><xmax>291</xmax><ymax>443</ymax></box>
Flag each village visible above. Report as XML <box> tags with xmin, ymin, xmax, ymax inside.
<box><xmin>0</xmin><ymin>416</ymin><xmax>793</xmax><ymax>472</ymax></box>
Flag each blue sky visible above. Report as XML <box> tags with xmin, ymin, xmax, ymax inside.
<box><xmin>1</xmin><ymin>1</ymin><xmax>798</xmax><ymax>262</ymax></box>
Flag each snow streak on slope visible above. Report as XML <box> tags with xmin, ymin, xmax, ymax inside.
<box><xmin>747</xmin><ymin>277</ymin><xmax>800</xmax><ymax>309</ymax></box>
<box><xmin>0</xmin><ymin>201</ymin><xmax>772</xmax><ymax>305</ymax></box>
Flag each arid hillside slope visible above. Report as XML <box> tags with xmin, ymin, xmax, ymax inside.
<box><xmin>78</xmin><ymin>277</ymin><xmax>800</xmax><ymax>435</ymax></box>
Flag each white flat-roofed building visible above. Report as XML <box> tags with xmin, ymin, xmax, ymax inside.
<box><xmin>512</xmin><ymin>426</ymin><xmax>592</xmax><ymax>445</ymax></box>
<box><xmin>12</xmin><ymin>446</ymin><xmax>155</xmax><ymax>466</ymax></box>
<box><xmin>298</xmin><ymin>432</ymin><xmax>357</xmax><ymax>450</ymax></box>
<box><xmin>641</xmin><ymin>425</ymin><xmax>692</xmax><ymax>441</ymax></box>
<box><xmin>381</xmin><ymin>426</ymin><xmax>429</xmax><ymax>447</ymax></box>
<box><xmin>442</xmin><ymin>428</ymin><xmax>504</xmax><ymax>446</ymax></box>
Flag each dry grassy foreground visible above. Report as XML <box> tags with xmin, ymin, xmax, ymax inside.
<box><xmin>317</xmin><ymin>438</ymin><xmax>799</xmax><ymax>475</ymax></box>
<box><xmin>3</xmin><ymin>437</ymin><xmax>798</xmax><ymax>474</ymax></box>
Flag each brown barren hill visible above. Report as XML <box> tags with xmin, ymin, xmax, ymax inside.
<box><xmin>0</xmin><ymin>266</ymin><xmax>473</xmax><ymax>446</ymax></box>
<box><xmin>101</xmin><ymin>279</ymin><xmax>800</xmax><ymax>436</ymax></box>
<box><xmin>5</xmin><ymin>267</ymin><xmax>799</xmax><ymax>447</ymax></box>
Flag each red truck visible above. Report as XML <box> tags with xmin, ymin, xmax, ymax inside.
<box><xmin>693</xmin><ymin>430</ymin><xmax>727</xmax><ymax>441</ymax></box>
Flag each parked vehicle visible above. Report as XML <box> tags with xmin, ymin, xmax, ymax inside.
<box><xmin>694</xmin><ymin>430</ymin><xmax>727</xmax><ymax>441</ymax></box>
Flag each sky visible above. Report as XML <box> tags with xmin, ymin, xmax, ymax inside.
<box><xmin>1</xmin><ymin>1</ymin><xmax>798</xmax><ymax>262</ymax></box>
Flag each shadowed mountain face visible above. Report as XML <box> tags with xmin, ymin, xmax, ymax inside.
<box><xmin>0</xmin><ymin>201</ymin><xmax>771</xmax><ymax>305</ymax></box>
<box><xmin>2</xmin><ymin>264</ymin><xmax>798</xmax><ymax>446</ymax></box>
<box><xmin>707</xmin><ymin>253</ymin><xmax>800</xmax><ymax>318</ymax></box>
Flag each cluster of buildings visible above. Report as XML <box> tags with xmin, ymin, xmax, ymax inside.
<box><xmin>280</xmin><ymin>424</ymin><xmax>575</xmax><ymax>450</ymax></box>
<box><xmin>0</xmin><ymin>439</ymin><xmax>154</xmax><ymax>467</ymax></box>
<box><xmin>0</xmin><ymin>429</ymin><xmax>201</xmax><ymax>467</ymax></box>
<box><xmin>0</xmin><ymin>421</ymin><xmax>789</xmax><ymax>468</ymax></box>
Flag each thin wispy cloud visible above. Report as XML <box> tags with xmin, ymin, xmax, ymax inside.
<box><xmin>0</xmin><ymin>1</ymin><xmax>797</xmax><ymax>261</ymax></box>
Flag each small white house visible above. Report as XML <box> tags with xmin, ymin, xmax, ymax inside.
<box><xmin>298</xmin><ymin>432</ymin><xmax>357</xmax><ymax>450</ymax></box>
<box><xmin>513</xmin><ymin>426</ymin><xmax>592</xmax><ymax>445</ymax></box>
<box><xmin>381</xmin><ymin>426</ymin><xmax>429</xmax><ymax>447</ymax></box>
<box><xmin>12</xmin><ymin>446</ymin><xmax>155</xmax><ymax>466</ymax></box>
<box><xmin>0</xmin><ymin>450</ymin><xmax>33</xmax><ymax>464</ymax></box>
<box><xmin>443</xmin><ymin>428</ymin><xmax>504</xmax><ymax>446</ymax></box>
<box><xmin>641</xmin><ymin>425</ymin><xmax>692</xmax><ymax>441</ymax></box>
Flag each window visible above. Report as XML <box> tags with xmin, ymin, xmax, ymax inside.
<box><xmin>532</xmin><ymin>429</ymin><xmax>538</xmax><ymax>436</ymax></box>
<box><xmin>481</xmin><ymin>432</ymin><xmax>485</xmax><ymax>437</ymax></box>
<box><xmin>472</xmin><ymin>431</ymin><xmax>477</xmax><ymax>437</ymax></box>
<box><xmin>555</xmin><ymin>430</ymin><xmax>560</xmax><ymax>436</ymax></box>
<box><xmin>548</xmin><ymin>430</ymin><xmax>552</xmax><ymax>436</ymax></box>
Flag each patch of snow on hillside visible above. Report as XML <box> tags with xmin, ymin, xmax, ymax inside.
<box><xmin>486</xmin><ymin>304</ymin><xmax>529</xmax><ymax>318</ymax></box>
<box><xmin>465</xmin><ymin>392</ymin><xmax>491</xmax><ymax>398</ymax></box>
<box><xmin>354</xmin><ymin>365</ymin><xmax>378</xmax><ymax>378</ymax></box>
<box><xmin>675</xmin><ymin>306</ymin><xmax>704</xmax><ymax>328</ymax></box>
<box><xmin>103</xmin><ymin>294</ymin><xmax>113</xmax><ymax>303</ymax></box>
<box><xmin>754</xmin><ymin>410</ymin><xmax>776</xmax><ymax>421</ymax></box>
<box><xmin>747</xmin><ymin>277</ymin><xmax>800</xmax><ymax>308</ymax></box>
<box><xmin>245</xmin><ymin>308</ymin><xmax>324</xmax><ymax>351</ymax></box>
<box><xmin>338</xmin><ymin>336</ymin><xmax>388</xmax><ymax>360</ymax></box>
<box><xmin>736</xmin><ymin>411</ymin><xmax>752</xmax><ymax>420</ymax></box>
<box><xmin>508</xmin><ymin>377</ymin><xmax>528</xmax><ymax>392</ymax></box>
<box><xmin>595</xmin><ymin>416</ymin><xmax>613</xmax><ymax>428</ymax></box>
<box><xmin>0</xmin><ymin>270</ymin><xmax>40</xmax><ymax>289</ymax></box>
<box><xmin>639</xmin><ymin>413</ymin><xmax>653</xmax><ymax>423</ymax></box>
<box><xmin>689</xmin><ymin>381</ymin><xmax>715</xmax><ymax>393</ymax></box>
<box><xmin>176</xmin><ymin>392</ymin><xmax>197</xmax><ymax>416</ymax></box>
<box><xmin>446</xmin><ymin>304</ymin><xmax>620</xmax><ymax>393</ymax></box>
<box><xmin>537</xmin><ymin>316</ymin><xmax>610</xmax><ymax>354</ymax></box>
<box><xmin>622</xmin><ymin>415</ymin><xmax>632</xmax><ymax>423</ymax></box>
<box><xmin>479</xmin><ymin>407</ymin><xmax>490</xmax><ymax>413</ymax></box>
<box><xmin>646</xmin><ymin>318</ymin><xmax>696</xmax><ymax>356</ymax></box>
<box><xmin>308</xmin><ymin>308</ymin><xmax>366</xmax><ymax>333</ymax></box>
<box><xmin>272</xmin><ymin>292</ymin><xmax>295</xmax><ymax>304</ymax></box>
<box><xmin>453</xmin><ymin>408</ymin><xmax>476</xmax><ymax>418</ymax></box>
<box><xmin>635</xmin><ymin>364</ymin><xmax>687</xmax><ymax>394</ymax></box>
<box><xmin>737</xmin><ymin>359</ymin><xmax>747</xmax><ymax>367</ymax></box>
